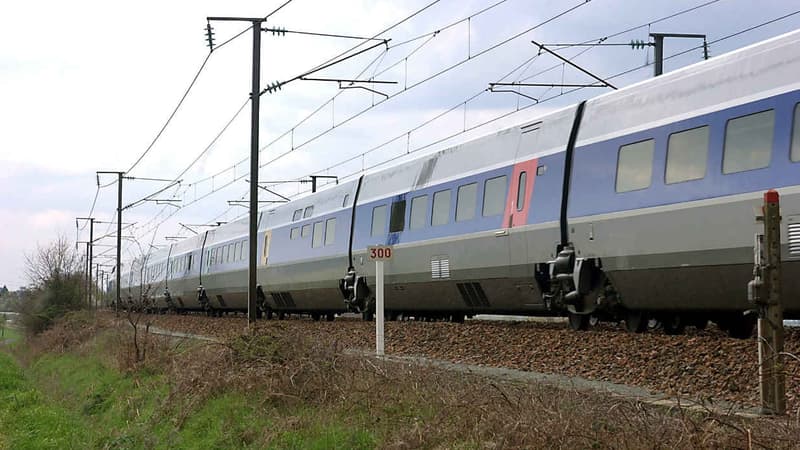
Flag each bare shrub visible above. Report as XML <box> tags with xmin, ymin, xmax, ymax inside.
<box><xmin>16</xmin><ymin>236</ymin><xmax>86</xmax><ymax>334</ymax></box>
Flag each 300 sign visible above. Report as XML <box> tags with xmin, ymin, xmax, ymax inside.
<box><xmin>367</xmin><ymin>245</ymin><xmax>393</xmax><ymax>261</ymax></box>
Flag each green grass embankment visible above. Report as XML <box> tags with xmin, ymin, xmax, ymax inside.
<box><xmin>0</xmin><ymin>338</ymin><xmax>374</xmax><ymax>449</ymax></box>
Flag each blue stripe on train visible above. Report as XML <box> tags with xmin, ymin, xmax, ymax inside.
<box><xmin>568</xmin><ymin>89</ymin><xmax>800</xmax><ymax>218</ymax></box>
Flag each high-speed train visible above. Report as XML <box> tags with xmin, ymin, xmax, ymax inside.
<box><xmin>121</xmin><ymin>30</ymin><xmax>800</xmax><ymax>338</ymax></box>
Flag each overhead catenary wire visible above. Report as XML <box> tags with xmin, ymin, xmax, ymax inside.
<box><xmin>132</xmin><ymin>0</ymin><xmax>784</xmax><ymax>245</ymax></box>
<box><xmin>185</xmin><ymin>0</ymin><xmax>592</xmax><ymax>193</ymax></box>
<box><xmin>126</xmin><ymin>0</ymin><xmax>448</xmax><ymax>238</ymax></box>
<box><xmin>130</xmin><ymin>0</ymin><xmax>600</xmax><ymax>240</ymax></box>
<box><xmin>187</xmin><ymin>0</ymin><xmax>507</xmax><ymax>188</ymax></box>
<box><xmin>223</xmin><ymin>0</ymin><xmax>783</xmax><ymax>202</ymax></box>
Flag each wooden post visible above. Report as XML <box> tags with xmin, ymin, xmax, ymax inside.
<box><xmin>758</xmin><ymin>189</ymin><xmax>785</xmax><ymax>415</ymax></box>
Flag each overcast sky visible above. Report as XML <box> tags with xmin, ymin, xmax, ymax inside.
<box><xmin>1</xmin><ymin>0</ymin><xmax>798</xmax><ymax>289</ymax></box>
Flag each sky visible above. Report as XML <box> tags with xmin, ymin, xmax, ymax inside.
<box><xmin>1</xmin><ymin>0</ymin><xmax>798</xmax><ymax>289</ymax></box>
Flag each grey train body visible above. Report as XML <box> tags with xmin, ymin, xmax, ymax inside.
<box><xmin>120</xmin><ymin>30</ymin><xmax>800</xmax><ymax>336</ymax></box>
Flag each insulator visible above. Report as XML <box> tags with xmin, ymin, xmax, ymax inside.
<box><xmin>205</xmin><ymin>23</ymin><xmax>215</xmax><ymax>49</ymax></box>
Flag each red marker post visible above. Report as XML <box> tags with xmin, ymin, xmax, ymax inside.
<box><xmin>752</xmin><ymin>189</ymin><xmax>785</xmax><ymax>414</ymax></box>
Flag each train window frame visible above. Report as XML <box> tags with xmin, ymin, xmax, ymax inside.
<box><xmin>342</xmin><ymin>194</ymin><xmax>350</xmax><ymax>208</ymax></box>
<box><xmin>228</xmin><ymin>243</ymin><xmax>234</xmax><ymax>262</ymax></box>
<box><xmin>371</xmin><ymin>204</ymin><xmax>387</xmax><ymax>237</ymax></box>
<box><xmin>303</xmin><ymin>206</ymin><xmax>314</xmax><ymax>218</ymax></box>
<box><xmin>240</xmin><ymin>240</ymin><xmax>247</xmax><ymax>260</ymax></box>
<box><xmin>722</xmin><ymin>109</ymin><xmax>775</xmax><ymax>174</ymax></box>
<box><xmin>389</xmin><ymin>200</ymin><xmax>406</xmax><ymax>233</ymax></box>
<box><xmin>292</xmin><ymin>209</ymin><xmax>302</xmax><ymax>221</ymax></box>
<box><xmin>409</xmin><ymin>195</ymin><xmax>428</xmax><ymax>230</ymax></box>
<box><xmin>187</xmin><ymin>254</ymin><xmax>192</xmax><ymax>271</ymax></box>
<box><xmin>301</xmin><ymin>224</ymin><xmax>311</xmax><ymax>238</ymax></box>
<box><xmin>456</xmin><ymin>182</ymin><xmax>478</xmax><ymax>222</ymax></box>
<box><xmin>312</xmin><ymin>221</ymin><xmax>325</xmax><ymax>248</ymax></box>
<box><xmin>234</xmin><ymin>241</ymin><xmax>241</xmax><ymax>258</ymax></box>
<box><xmin>325</xmin><ymin>218</ymin><xmax>336</xmax><ymax>246</ymax></box>
<box><xmin>290</xmin><ymin>227</ymin><xmax>300</xmax><ymax>240</ymax></box>
<box><xmin>791</xmin><ymin>103</ymin><xmax>800</xmax><ymax>162</ymax></box>
<box><xmin>665</xmin><ymin>125</ymin><xmax>709</xmax><ymax>184</ymax></box>
<box><xmin>431</xmin><ymin>189</ymin><xmax>451</xmax><ymax>226</ymax></box>
<box><xmin>482</xmin><ymin>175</ymin><xmax>507</xmax><ymax>217</ymax></box>
<box><xmin>516</xmin><ymin>171</ymin><xmax>527</xmax><ymax>212</ymax></box>
<box><xmin>615</xmin><ymin>138</ymin><xmax>655</xmax><ymax>193</ymax></box>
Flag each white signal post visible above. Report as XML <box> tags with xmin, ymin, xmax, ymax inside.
<box><xmin>368</xmin><ymin>245</ymin><xmax>393</xmax><ymax>356</ymax></box>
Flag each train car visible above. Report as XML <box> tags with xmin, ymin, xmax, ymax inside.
<box><xmin>121</xmin><ymin>30</ymin><xmax>800</xmax><ymax>337</ymax></box>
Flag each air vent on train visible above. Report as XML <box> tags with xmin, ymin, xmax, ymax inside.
<box><xmin>430</xmin><ymin>256</ymin><xmax>450</xmax><ymax>279</ymax></box>
<box><xmin>270</xmin><ymin>292</ymin><xmax>296</xmax><ymax>308</ymax></box>
<box><xmin>456</xmin><ymin>282</ymin><xmax>490</xmax><ymax>308</ymax></box>
<box><xmin>789</xmin><ymin>220</ymin><xmax>800</xmax><ymax>257</ymax></box>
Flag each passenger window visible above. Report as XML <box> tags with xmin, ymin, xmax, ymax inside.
<box><xmin>325</xmin><ymin>218</ymin><xmax>336</xmax><ymax>246</ymax></box>
<box><xmin>723</xmin><ymin>109</ymin><xmax>774</xmax><ymax>174</ymax></box>
<box><xmin>228</xmin><ymin>244</ymin><xmax>234</xmax><ymax>262</ymax></box>
<box><xmin>371</xmin><ymin>205</ymin><xmax>387</xmax><ymax>236</ymax></box>
<box><xmin>290</xmin><ymin>227</ymin><xmax>300</xmax><ymax>240</ymax></box>
<box><xmin>292</xmin><ymin>209</ymin><xmax>302</xmax><ymax>221</ymax></box>
<box><xmin>389</xmin><ymin>200</ymin><xmax>406</xmax><ymax>232</ymax></box>
<box><xmin>312</xmin><ymin>221</ymin><xmax>324</xmax><ymax>248</ymax></box>
<box><xmin>792</xmin><ymin>103</ymin><xmax>800</xmax><ymax>162</ymax></box>
<box><xmin>234</xmin><ymin>241</ymin><xmax>241</xmax><ymax>258</ymax></box>
<box><xmin>303</xmin><ymin>206</ymin><xmax>314</xmax><ymax>218</ymax></box>
<box><xmin>409</xmin><ymin>195</ymin><xmax>428</xmax><ymax>230</ymax></box>
<box><xmin>342</xmin><ymin>194</ymin><xmax>350</xmax><ymax>207</ymax></box>
<box><xmin>301</xmin><ymin>224</ymin><xmax>311</xmax><ymax>238</ymax></box>
<box><xmin>432</xmin><ymin>190</ymin><xmax>451</xmax><ymax>226</ymax></box>
<box><xmin>240</xmin><ymin>240</ymin><xmax>247</xmax><ymax>260</ymax></box>
<box><xmin>616</xmin><ymin>139</ymin><xmax>655</xmax><ymax>192</ymax></box>
<box><xmin>516</xmin><ymin>172</ymin><xmax>527</xmax><ymax>212</ymax></box>
<box><xmin>666</xmin><ymin>126</ymin><xmax>709</xmax><ymax>184</ymax></box>
<box><xmin>456</xmin><ymin>183</ymin><xmax>477</xmax><ymax>222</ymax></box>
<box><xmin>482</xmin><ymin>175</ymin><xmax>507</xmax><ymax>217</ymax></box>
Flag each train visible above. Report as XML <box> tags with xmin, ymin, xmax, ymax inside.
<box><xmin>120</xmin><ymin>29</ymin><xmax>800</xmax><ymax>338</ymax></box>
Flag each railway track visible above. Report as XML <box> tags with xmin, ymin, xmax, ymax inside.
<box><xmin>113</xmin><ymin>311</ymin><xmax>800</xmax><ymax>412</ymax></box>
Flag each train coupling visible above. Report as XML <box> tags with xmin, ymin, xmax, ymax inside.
<box><xmin>339</xmin><ymin>267</ymin><xmax>371</xmax><ymax>313</ymax></box>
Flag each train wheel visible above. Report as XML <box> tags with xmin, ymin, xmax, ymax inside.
<box><xmin>278</xmin><ymin>312</ymin><xmax>286</xmax><ymax>320</ymax></box>
<box><xmin>662</xmin><ymin>315</ymin><xmax>686</xmax><ymax>335</ymax></box>
<box><xmin>624</xmin><ymin>310</ymin><xmax>648</xmax><ymax>333</ymax></box>
<box><xmin>326</xmin><ymin>313</ymin><xmax>335</xmax><ymax>322</ymax></box>
<box><xmin>311</xmin><ymin>313</ymin><xmax>320</xmax><ymax>321</ymax></box>
<box><xmin>362</xmin><ymin>311</ymin><xmax>374</xmax><ymax>321</ymax></box>
<box><xmin>567</xmin><ymin>313</ymin><xmax>589</xmax><ymax>331</ymax></box>
<box><xmin>726</xmin><ymin>316</ymin><xmax>755</xmax><ymax>339</ymax></box>
<box><xmin>265</xmin><ymin>308</ymin><xmax>273</xmax><ymax>320</ymax></box>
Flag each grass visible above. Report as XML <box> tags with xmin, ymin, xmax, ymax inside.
<box><xmin>1</xmin><ymin>313</ymin><xmax>799</xmax><ymax>449</ymax></box>
<box><xmin>0</xmin><ymin>352</ymin><xmax>89</xmax><ymax>449</ymax></box>
<box><xmin>0</xmin><ymin>326</ymin><xmax>20</xmax><ymax>344</ymax></box>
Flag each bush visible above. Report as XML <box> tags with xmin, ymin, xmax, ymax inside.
<box><xmin>16</xmin><ymin>236</ymin><xmax>86</xmax><ymax>335</ymax></box>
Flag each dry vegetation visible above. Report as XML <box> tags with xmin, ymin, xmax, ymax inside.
<box><xmin>133</xmin><ymin>312</ymin><xmax>800</xmax><ymax>412</ymax></box>
<box><xmin>15</xmin><ymin>312</ymin><xmax>800</xmax><ymax>448</ymax></box>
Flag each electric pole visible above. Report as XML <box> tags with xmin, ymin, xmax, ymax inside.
<box><xmin>97</xmin><ymin>171</ymin><xmax>125</xmax><ymax>315</ymax></box>
<box><xmin>207</xmin><ymin>16</ymin><xmax>265</xmax><ymax>326</ymax></box>
<box><xmin>76</xmin><ymin>217</ymin><xmax>95</xmax><ymax>307</ymax></box>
